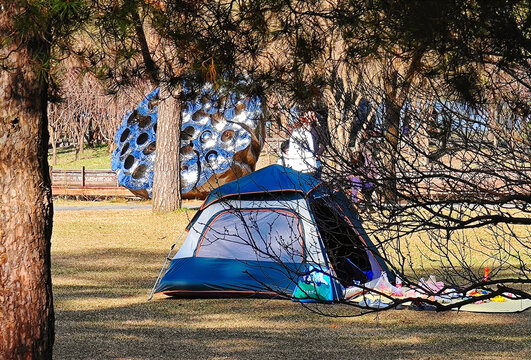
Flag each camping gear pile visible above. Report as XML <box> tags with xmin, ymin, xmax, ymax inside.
<box><xmin>112</xmin><ymin>85</ymin><xmax>264</xmax><ymax>199</ymax></box>
<box><xmin>344</xmin><ymin>273</ymin><xmax>531</xmax><ymax>313</ymax></box>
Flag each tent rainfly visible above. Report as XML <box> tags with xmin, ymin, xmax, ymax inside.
<box><xmin>152</xmin><ymin>165</ymin><xmax>392</xmax><ymax>302</ymax></box>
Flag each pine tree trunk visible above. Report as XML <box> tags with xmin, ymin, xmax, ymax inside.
<box><xmin>152</xmin><ymin>89</ymin><xmax>182</xmax><ymax>212</ymax></box>
<box><xmin>379</xmin><ymin>53</ymin><xmax>422</xmax><ymax>204</ymax></box>
<box><xmin>0</xmin><ymin>6</ymin><xmax>55</xmax><ymax>359</ymax></box>
<box><xmin>382</xmin><ymin>98</ymin><xmax>401</xmax><ymax>204</ymax></box>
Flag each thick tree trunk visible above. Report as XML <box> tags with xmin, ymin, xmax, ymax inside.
<box><xmin>0</xmin><ymin>6</ymin><xmax>55</xmax><ymax>360</ymax></box>
<box><xmin>152</xmin><ymin>90</ymin><xmax>182</xmax><ymax>212</ymax></box>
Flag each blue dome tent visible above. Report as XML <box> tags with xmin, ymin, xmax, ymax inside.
<box><xmin>151</xmin><ymin>165</ymin><xmax>391</xmax><ymax>302</ymax></box>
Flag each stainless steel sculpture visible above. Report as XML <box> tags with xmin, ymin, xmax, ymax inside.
<box><xmin>112</xmin><ymin>86</ymin><xmax>264</xmax><ymax>199</ymax></box>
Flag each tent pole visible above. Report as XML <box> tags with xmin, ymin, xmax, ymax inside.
<box><xmin>148</xmin><ymin>230</ymin><xmax>186</xmax><ymax>301</ymax></box>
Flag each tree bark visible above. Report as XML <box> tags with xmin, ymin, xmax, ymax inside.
<box><xmin>0</xmin><ymin>6</ymin><xmax>55</xmax><ymax>360</ymax></box>
<box><xmin>132</xmin><ymin>9</ymin><xmax>159</xmax><ymax>86</ymax></box>
<box><xmin>380</xmin><ymin>51</ymin><xmax>423</xmax><ymax>203</ymax></box>
<box><xmin>152</xmin><ymin>89</ymin><xmax>182</xmax><ymax>212</ymax></box>
<box><xmin>381</xmin><ymin>97</ymin><xmax>401</xmax><ymax>203</ymax></box>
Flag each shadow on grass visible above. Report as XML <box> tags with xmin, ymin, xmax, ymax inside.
<box><xmin>52</xmin><ymin>247</ymin><xmax>531</xmax><ymax>360</ymax></box>
<box><xmin>53</xmin><ymin>248</ymin><xmax>163</xmax><ymax>288</ymax></box>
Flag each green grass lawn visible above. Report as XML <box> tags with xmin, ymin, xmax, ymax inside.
<box><xmin>51</xmin><ymin>204</ymin><xmax>531</xmax><ymax>360</ymax></box>
<box><xmin>49</xmin><ymin>145</ymin><xmax>113</xmax><ymax>169</ymax></box>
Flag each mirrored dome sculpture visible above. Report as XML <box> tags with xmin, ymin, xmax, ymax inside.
<box><xmin>112</xmin><ymin>86</ymin><xmax>264</xmax><ymax>199</ymax></box>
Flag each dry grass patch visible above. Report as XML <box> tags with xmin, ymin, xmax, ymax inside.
<box><xmin>52</xmin><ymin>203</ymin><xmax>531</xmax><ymax>360</ymax></box>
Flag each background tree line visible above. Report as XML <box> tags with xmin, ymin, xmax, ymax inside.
<box><xmin>47</xmin><ymin>60</ymin><xmax>154</xmax><ymax>164</ymax></box>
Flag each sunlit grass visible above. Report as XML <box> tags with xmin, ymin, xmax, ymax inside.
<box><xmin>54</xmin><ymin>198</ymin><xmax>152</xmax><ymax>207</ymax></box>
<box><xmin>48</xmin><ymin>144</ymin><xmax>112</xmax><ymax>169</ymax></box>
<box><xmin>366</xmin><ymin>208</ymin><xmax>531</xmax><ymax>283</ymax></box>
<box><xmin>51</xmin><ymin>204</ymin><xmax>531</xmax><ymax>359</ymax></box>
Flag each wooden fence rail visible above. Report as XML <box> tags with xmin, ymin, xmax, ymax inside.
<box><xmin>51</xmin><ymin>167</ymin><xmax>135</xmax><ymax>198</ymax></box>
<box><xmin>52</xmin><ymin>168</ymin><xmax>120</xmax><ymax>188</ymax></box>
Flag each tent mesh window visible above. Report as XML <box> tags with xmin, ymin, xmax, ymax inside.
<box><xmin>310</xmin><ymin>199</ymin><xmax>371</xmax><ymax>286</ymax></box>
<box><xmin>196</xmin><ymin>209</ymin><xmax>304</xmax><ymax>263</ymax></box>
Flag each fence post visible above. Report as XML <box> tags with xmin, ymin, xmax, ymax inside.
<box><xmin>82</xmin><ymin>166</ymin><xmax>86</xmax><ymax>188</ymax></box>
